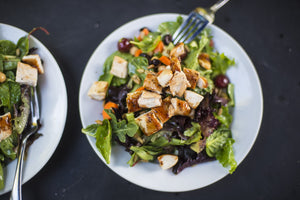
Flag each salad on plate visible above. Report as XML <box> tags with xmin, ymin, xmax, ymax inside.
<box><xmin>82</xmin><ymin>16</ymin><xmax>236</xmax><ymax>174</ymax></box>
<box><xmin>0</xmin><ymin>28</ymin><xmax>46</xmax><ymax>189</ymax></box>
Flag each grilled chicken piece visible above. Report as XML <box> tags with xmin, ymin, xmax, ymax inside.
<box><xmin>184</xmin><ymin>90</ymin><xmax>204</xmax><ymax>109</ymax></box>
<box><xmin>169</xmin><ymin>98</ymin><xmax>191</xmax><ymax>116</ymax></box>
<box><xmin>169</xmin><ymin>71</ymin><xmax>191</xmax><ymax>97</ymax></box>
<box><xmin>157</xmin><ymin>154</ymin><xmax>179</xmax><ymax>170</ymax></box>
<box><xmin>143</xmin><ymin>72</ymin><xmax>162</xmax><ymax>94</ymax></box>
<box><xmin>110</xmin><ymin>56</ymin><xmax>128</xmax><ymax>78</ymax></box>
<box><xmin>126</xmin><ymin>90</ymin><xmax>143</xmax><ymax>112</ymax></box>
<box><xmin>88</xmin><ymin>81</ymin><xmax>109</xmax><ymax>101</ymax></box>
<box><xmin>170</xmin><ymin>56</ymin><xmax>182</xmax><ymax>72</ymax></box>
<box><xmin>170</xmin><ymin>43</ymin><xmax>186</xmax><ymax>59</ymax></box>
<box><xmin>22</xmin><ymin>54</ymin><xmax>44</xmax><ymax>74</ymax></box>
<box><xmin>157</xmin><ymin>69</ymin><xmax>173</xmax><ymax>87</ymax></box>
<box><xmin>16</xmin><ymin>62</ymin><xmax>38</xmax><ymax>87</ymax></box>
<box><xmin>198</xmin><ymin>53</ymin><xmax>211</xmax><ymax>70</ymax></box>
<box><xmin>183</xmin><ymin>68</ymin><xmax>200</xmax><ymax>89</ymax></box>
<box><xmin>197</xmin><ymin>76</ymin><xmax>208</xmax><ymax>89</ymax></box>
<box><xmin>0</xmin><ymin>112</ymin><xmax>12</xmax><ymax>142</ymax></box>
<box><xmin>135</xmin><ymin>110</ymin><xmax>163</xmax><ymax>136</ymax></box>
<box><xmin>138</xmin><ymin>91</ymin><xmax>162</xmax><ymax>108</ymax></box>
<box><xmin>152</xmin><ymin>96</ymin><xmax>173</xmax><ymax>123</ymax></box>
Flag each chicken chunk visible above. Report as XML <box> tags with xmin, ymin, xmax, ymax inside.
<box><xmin>135</xmin><ymin>110</ymin><xmax>163</xmax><ymax>136</ymax></box>
<box><xmin>169</xmin><ymin>98</ymin><xmax>191</xmax><ymax>116</ymax></box>
<box><xmin>88</xmin><ymin>81</ymin><xmax>108</xmax><ymax>101</ymax></box>
<box><xmin>183</xmin><ymin>68</ymin><xmax>200</xmax><ymax>89</ymax></box>
<box><xmin>22</xmin><ymin>54</ymin><xmax>44</xmax><ymax>74</ymax></box>
<box><xmin>197</xmin><ymin>76</ymin><xmax>208</xmax><ymax>89</ymax></box>
<box><xmin>169</xmin><ymin>71</ymin><xmax>191</xmax><ymax>97</ymax></box>
<box><xmin>170</xmin><ymin>56</ymin><xmax>182</xmax><ymax>72</ymax></box>
<box><xmin>198</xmin><ymin>53</ymin><xmax>211</xmax><ymax>70</ymax></box>
<box><xmin>170</xmin><ymin>43</ymin><xmax>186</xmax><ymax>59</ymax></box>
<box><xmin>157</xmin><ymin>154</ymin><xmax>178</xmax><ymax>170</ymax></box>
<box><xmin>0</xmin><ymin>112</ymin><xmax>12</xmax><ymax>142</ymax></box>
<box><xmin>152</xmin><ymin>96</ymin><xmax>173</xmax><ymax>123</ymax></box>
<box><xmin>110</xmin><ymin>56</ymin><xmax>128</xmax><ymax>78</ymax></box>
<box><xmin>126</xmin><ymin>90</ymin><xmax>143</xmax><ymax>113</ymax></box>
<box><xmin>138</xmin><ymin>91</ymin><xmax>162</xmax><ymax>108</ymax></box>
<box><xmin>157</xmin><ymin>69</ymin><xmax>173</xmax><ymax>87</ymax></box>
<box><xmin>184</xmin><ymin>90</ymin><xmax>204</xmax><ymax>109</ymax></box>
<box><xmin>143</xmin><ymin>72</ymin><xmax>162</xmax><ymax>94</ymax></box>
<box><xmin>16</xmin><ymin>62</ymin><xmax>38</xmax><ymax>87</ymax></box>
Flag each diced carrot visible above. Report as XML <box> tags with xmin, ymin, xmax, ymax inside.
<box><xmin>137</xmin><ymin>28</ymin><xmax>150</xmax><ymax>41</ymax></box>
<box><xmin>135</xmin><ymin>49</ymin><xmax>142</xmax><ymax>57</ymax></box>
<box><xmin>159</xmin><ymin>56</ymin><xmax>171</xmax><ymax>66</ymax></box>
<box><xmin>154</xmin><ymin>41</ymin><xmax>164</xmax><ymax>53</ymax></box>
<box><xmin>142</xmin><ymin>28</ymin><xmax>149</xmax><ymax>36</ymax></box>
<box><xmin>102</xmin><ymin>101</ymin><xmax>119</xmax><ymax>119</ymax></box>
<box><xmin>135</xmin><ymin>86</ymin><xmax>145</xmax><ymax>92</ymax></box>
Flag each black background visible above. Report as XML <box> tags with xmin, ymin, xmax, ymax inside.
<box><xmin>1</xmin><ymin>0</ymin><xmax>299</xmax><ymax>199</ymax></box>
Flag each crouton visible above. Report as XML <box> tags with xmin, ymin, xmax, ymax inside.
<box><xmin>110</xmin><ymin>56</ymin><xmax>128</xmax><ymax>78</ymax></box>
<box><xmin>88</xmin><ymin>81</ymin><xmax>108</xmax><ymax>101</ymax></box>
<box><xmin>22</xmin><ymin>54</ymin><xmax>44</xmax><ymax>74</ymax></box>
<box><xmin>16</xmin><ymin>62</ymin><xmax>38</xmax><ymax>87</ymax></box>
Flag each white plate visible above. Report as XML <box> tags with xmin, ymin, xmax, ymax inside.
<box><xmin>79</xmin><ymin>13</ymin><xmax>263</xmax><ymax>192</ymax></box>
<box><xmin>0</xmin><ymin>23</ymin><xmax>68</xmax><ymax>195</ymax></box>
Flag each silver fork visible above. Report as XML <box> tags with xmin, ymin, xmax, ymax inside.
<box><xmin>10</xmin><ymin>86</ymin><xmax>40</xmax><ymax>200</ymax></box>
<box><xmin>173</xmin><ymin>0</ymin><xmax>230</xmax><ymax>44</ymax></box>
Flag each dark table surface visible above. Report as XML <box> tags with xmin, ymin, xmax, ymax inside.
<box><xmin>1</xmin><ymin>0</ymin><xmax>299</xmax><ymax>199</ymax></box>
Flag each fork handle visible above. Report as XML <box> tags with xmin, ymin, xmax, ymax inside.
<box><xmin>210</xmin><ymin>0</ymin><xmax>230</xmax><ymax>13</ymax></box>
<box><xmin>10</xmin><ymin>139</ymin><xmax>28</xmax><ymax>200</ymax></box>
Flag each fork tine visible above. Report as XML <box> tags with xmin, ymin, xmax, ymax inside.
<box><xmin>173</xmin><ymin>12</ymin><xmax>196</xmax><ymax>42</ymax></box>
<box><xmin>30</xmin><ymin>87</ymin><xmax>40</xmax><ymax>125</ymax></box>
<box><xmin>173</xmin><ymin>16</ymin><xmax>198</xmax><ymax>44</ymax></box>
<box><xmin>184</xmin><ymin>20</ymin><xmax>208</xmax><ymax>43</ymax></box>
<box><xmin>177</xmin><ymin>19</ymin><xmax>204</xmax><ymax>43</ymax></box>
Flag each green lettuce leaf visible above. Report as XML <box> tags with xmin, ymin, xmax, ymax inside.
<box><xmin>130</xmin><ymin>32</ymin><xmax>161</xmax><ymax>53</ymax></box>
<box><xmin>210</xmin><ymin>52</ymin><xmax>235</xmax><ymax>78</ymax></box>
<box><xmin>128</xmin><ymin>56</ymin><xmax>148</xmax><ymax>82</ymax></box>
<box><xmin>227</xmin><ymin>83</ymin><xmax>235</xmax><ymax>107</ymax></box>
<box><xmin>95</xmin><ymin>119</ymin><xmax>112</xmax><ymax>164</ymax></box>
<box><xmin>216</xmin><ymin>138</ymin><xmax>237</xmax><ymax>174</ymax></box>
<box><xmin>157</xmin><ymin>16</ymin><xmax>183</xmax><ymax>35</ymax></box>
<box><xmin>81</xmin><ymin>124</ymin><xmax>101</xmax><ymax>137</ymax></box>
<box><xmin>183</xmin><ymin>122</ymin><xmax>201</xmax><ymax>137</ymax></box>
<box><xmin>214</xmin><ymin>106</ymin><xmax>233</xmax><ymax>128</ymax></box>
<box><xmin>206</xmin><ymin>128</ymin><xmax>231</xmax><ymax>157</ymax></box>
<box><xmin>0</xmin><ymin>134</ymin><xmax>17</xmax><ymax>160</ymax></box>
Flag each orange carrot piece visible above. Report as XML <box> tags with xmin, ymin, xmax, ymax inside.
<box><xmin>135</xmin><ymin>86</ymin><xmax>145</xmax><ymax>92</ymax></box>
<box><xmin>154</xmin><ymin>41</ymin><xmax>164</xmax><ymax>53</ymax></box>
<box><xmin>137</xmin><ymin>28</ymin><xmax>150</xmax><ymax>41</ymax></box>
<box><xmin>102</xmin><ymin>102</ymin><xmax>119</xmax><ymax>119</ymax></box>
<box><xmin>135</xmin><ymin>49</ymin><xmax>142</xmax><ymax>57</ymax></box>
<box><xmin>142</xmin><ymin>28</ymin><xmax>149</xmax><ymax>36</ymax></box>
<box><xmin>159</xmin><ymin>56</ymin><xmax>171</xmax><ymax>66</ymax></box>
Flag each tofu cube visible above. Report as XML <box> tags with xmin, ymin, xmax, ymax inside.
<box><xmin>126</xmin><ymin>90</ymin><xmax>143</xmax><ymax>113</ymax></box>
<box><xmin>88</xmin><ymin>81</ymin><xmax>108</xmax><ymax>101</ymax></box>
<box><xmin>138</xmin><ymin>91</ymin><xmax>162</xmax><ymax>108</ymax></box>
<box><xmin>143</xmin><ymin>72</ymin><xmax>162</xmax><ymax>94</ymax></box>
<box><xmin>169</xmin><ymin>71</ymin><xmax>191</xmax><ymax>97</ymax></box>
<box><xmin>170</xmin><ymin>43</ymin><xmax>186</xmax><ymax>58</ymax></box>
<box><xmin>135</xmin><ymin>110</ymin><xmax>163</xmax><ymax>136</ymax></box>
<box><xmin>22</xmin><ymin>54</ymin><xmax>44</xmax><ymax>74</ymax></box>
<box><xmin>184</xmin><ymin>90</ymin><xmax>204</xmax><ymax>109</ymax></box>
<box><xmin>183</xmin><ymin>68</ymin><xmax>200</xmax><ymax>89</ymax></box>
<box><xmin>0</xmin><ymin>112</ymin><xmax>12</xmax><ymax>142</ymax></box>
<box><xmin>110</xmin><ymin>56</ymin><xmax>128</xmax><ymax>78</ymax></box>
<box><xmin>169</xmin><ymin>98</ymin><xmax>191</xmax><ymax>116</ymax></box>
<box><xmin>16</xmin><ymin>62</ymin><xmax>38</xmax><ymax>86</ymax></box>
<box><xmin>157</xmin><ymin>69</ymin><xmax>173</xmax><ymax>87</ymax></box>
<box><xmin>152</xmin><ymin>96</ymin><xmax>172</xmax><ymax>123</ymax></box>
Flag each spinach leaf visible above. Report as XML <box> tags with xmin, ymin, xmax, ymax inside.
<box><xmin>81</xmin><ymin>124</ymin><xmax>101</xmax><ymax>137</ymax></box>
<box><xmin>99</xmin><ymin>51</ymin><xmax>133</xmax><ymax>85</ymax></box>
<box><xmin>210</xmin><ymin>53</ymin><xmax>235</xmax><ymax>78</ymax></box>
<box><xmin>105</xmin><ymin>109</ymin><xmax>139</xmax><ymax>143</ymax></box>
<box><xmin>0</xmin><ymin>163</ymin><xmax>3</xmax><ymax>189</ymax></box>
<box><xmin>130</xmin><ymin>32</ymin><xmax>161</xmax><ymax>53</ymax></box>
<box><xmin>16</xmin><ymin>36</ymin><xmax>29</xmax><ymax>58</ymax></box>
<box><xmin>95</xmin><ymin>119</ymin><xmax>112</xmax><ymax>164</ymax></box>
<box><xmin>227</xmin><ymin>83</ymin><xmax>235</xmax><ymax>107</ymax></box>
<box><xmin>0</xmin><ymin>40</ymin><xmax>16</xmax><ymax>55</ymax></box>
<box><xmin>0</xmin><ymin>82</ymin><xmax>10</xmax><ymax>108</ymax></box>
<box><xmin>216</xmin><ymin>138</ymin><xmax>237</xmax><ymax>174</ymax></box>
<box><xmin>3</xmin><ymin>59</ymin><xmax>20</xmax><ymax>71</ymax></box>
<box><xmin>9</xmin><ymin>81</ymin><xmax>21</xmax><ymax>106</ymax></box>
<box><xmin>0</xmin><ymin>135</ymin><xmax>17</xmax><ymax>160</ymax></box>
<box><xmin>128</xmin><ymin>56</ymin><xmax>148</xmax><ymax>82</ymax></box>
<box><xmin>111</xmin><ymin>76</ymin><xmax>128</xmax><ymax>87</ymax></box>
<box><xmin>205</xmin><ymin>128</ymin><xmax>231</xmax><ymax>157</ymax></box>
<box><xmin>214</xmin><ymin>106</ymin><xmax>233</xmax><ymax>128</ymax></box>
<box><xmin>157</xmin><ymin>16</ymin><xmax>183</xmax><ymax>35</ymax></box>
<box><xmin>183</xmin><ymin>122</ymin><xmax>201</xmax><ymax>137</ymax></box>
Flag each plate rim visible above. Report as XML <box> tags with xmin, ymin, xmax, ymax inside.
<box><xmin>0</xmin><ymin>23</ymin><xmax>68</xmax><ymax>195</ymax></box>
<box><xmin>79</xmin><ymin>13</ymin><xmax>263</xmax><ymax>192</ymax></box>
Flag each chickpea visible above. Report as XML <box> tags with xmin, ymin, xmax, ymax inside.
<box><xmin>0</xmin><ymin>72</ymin><xmax>6</xmax><ymax>83</ymax></box>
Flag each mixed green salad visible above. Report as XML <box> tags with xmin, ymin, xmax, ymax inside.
<box><xmin>83</xmin><ymin>16</ymin><xmax>237</xmax><ymax>174</ymax></box>
<box><xmin>0</xmin><ymin>28</ymin><xmax>45</xmax><ymax>189</ymax></box>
